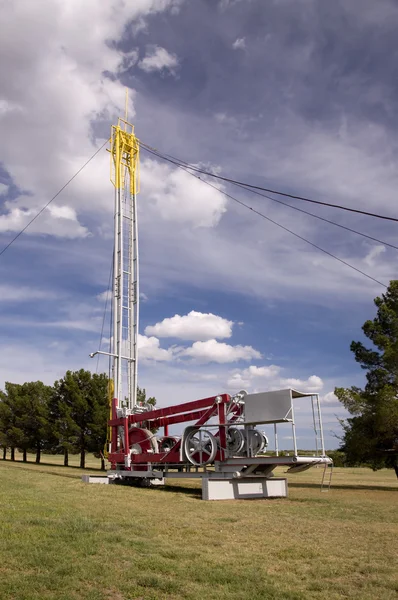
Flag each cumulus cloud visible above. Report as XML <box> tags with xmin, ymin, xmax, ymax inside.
<box><xmin>246</xmin><ymin>365</ymin><xmax>281</xmax><ymax>378</ymax></box>
<box><xmin>138</xmin><ymin>334</ymin><xmax>174</xmax><ymax>362</ymax></box>
<box><xmin>145</xmin><ymin>310</ymin><xmax>233</xmax><ymax>341</ymax></box>
<box><xmin>0</xmin><ymin>0</ymin><xmax>184</xmax><ymax>238</ymax></box>
<box><xmin>0</xmin><ymin>204</ymin><xmax>90</xmax><ymax>238</ymax></box>
<box><xmin>0</xmin><ymin>183</ymin><xmax>9</xmax><ymax>195</ymax></box>
<box><xmin>282</xmin><ymin>375</ymin><xmax>324</xmax><ymax>392</ymax></box>
<box><xmin>322</xmin><ymin>391</ymin><xmax>339</xmax><ymax>404</ymax></box>
<box><xmin>141</xmin><ymin>158</ymin><xmax>227</xmax><ymax>227</ymax></box>
<box><xmin>179</xmin><ymin>339</ymin><xmax>262</xmax><ymax>363</ymax></box>
<box><xmin>232</xmin><ymin>37</ymin><xmax>246</xmax><ymax>50</ymax></box>
<box><xmin>226</xmin><ymin>371</ymin><xmax>250</xmax><ymax>389</ymax></box>
<box><xmin>226</xmin><ymin>366</ymin><xmax>324</xmax><ymax>395</ymax></box>
<box><xmin>138</xmin><ymin>45</ymin><xmax>179</xmax><ymax>75</ymax></box>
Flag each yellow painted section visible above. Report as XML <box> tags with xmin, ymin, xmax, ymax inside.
<box><xmin>110</xmin><ymin>118</ymin><xmax>140</xmax><ymax>195</ymax></box>
<box><xmin>103</xmin><ymin>378</ymin><xmax>114</xmax><ymax>459</ymax></box>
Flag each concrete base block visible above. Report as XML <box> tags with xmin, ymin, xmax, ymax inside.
<box><xmin>202</xmin><ymin>477</ymin><xmax>288</xmax><ymax>500</ymax></box>
<box><xmin>149</xmin><ymin>478</ymin><xmax>165</xmax><ymax>486</ymax></box>
<box><xmin>81</xmin><ymin>475</ymin><xmax>109</xmax><ymax>484</ymax></box>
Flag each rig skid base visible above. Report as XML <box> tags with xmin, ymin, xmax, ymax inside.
<box><xmin>83</xmin><ymin>388</ymin><xmax>332</xmax><ymax>501</ymax></box>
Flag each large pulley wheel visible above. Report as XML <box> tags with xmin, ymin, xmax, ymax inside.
<box><xmin>158</xmin><ymin>436</ymin><xmax>179</xmax><ymax>453</ymax></box>
<box><xmin>184</xmin><ymin>428</ymin><xmax>217</xmax><ymax>466</ymax></box>
<box><xmin>227</xmin><ymin>427</ymin><xmax>245</xmax><ymax>455</ymax></box>
<box><xmin>128</xmin><ymin>427</ymin><xmax>158</xmax><ymax>455</ymax></box>
<box><xmin>247</xmin><ymin>429</ymin><xmax>266</xmax><ymax>456</ymax></box>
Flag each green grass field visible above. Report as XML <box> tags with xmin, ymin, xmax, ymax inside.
<box><xmin>0</xmin><ymin>456</ymin><xmax>397</xmax><ymax>600</ymax></box>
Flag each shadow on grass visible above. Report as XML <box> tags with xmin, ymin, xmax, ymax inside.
<box><xmin>1</xmin><ymin>458</ymin><xmax>103</xmax><ymax>471</ymax></box>
<box><xmin>2</xmin><ymin>465</ymin><xmax>84</xmax><ymax>480</ymax></box>
<box><xmin>289</xmin><ymin>481</ymin><xmax>398</xmax><ymax>493</ymax></box>
<box><xmin>162</xmin><ymin>482</ymin><xmax>202</xmax><ymax>498</ymax></box>
<box><xmin>1</xmin><ymin>459</ymin><xmax>104</xmax><ymax>482</ymax></box>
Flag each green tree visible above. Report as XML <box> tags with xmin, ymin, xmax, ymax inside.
<box><xmin>16</xmin><ymin>381</ymin><xmax>53</xmax><ymax>464</ymax></box>
<box><xmin>53</xmin><ymin>369</ymin><xmax>109</xmax><ymax>469</ymax></box>
<box><xmin>0</xmin><ymin>383</ymin><xmax>28</xmax><ymax>461</ymax></box>
<box><xmin>335</xmin><ymin>281</ymin><xmax>398</xmax><ymax>478</ymax></box>
<box><xmin>87</xmin><ymin>375</ymin><xmax>110</xmax><ymax>471</ymax></box>
<box><xmin>0</xmin><ymin>382</ymin><xmax>52</xmax><ymax>463</ymax></box>
<box><xmin>0</xmin><ymin>384</ymin><xmax>18</xmax><ymax>461</ymax></box>
<box><xmin>48</xmin><ymin>382</ymin><xmax>79</xmax><ymax>467</ymax></box>
<box><xmin>137</xmin><ymin>387</ymin><xmax>156</xmax><ymax>407</ymax></box>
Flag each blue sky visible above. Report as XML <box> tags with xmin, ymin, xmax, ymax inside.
<box><xmin>1</xmin><ymin>0</ymin><xmax>398</xmax><ymax>449</ymax></box>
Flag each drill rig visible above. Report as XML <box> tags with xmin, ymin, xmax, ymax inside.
<box><xmin>87</xmin><ymin>112</ymin><xmax>332</xmax><ymax>500</ymax></box>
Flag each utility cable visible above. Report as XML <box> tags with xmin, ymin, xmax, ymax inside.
<box><xmin>141</xmin><ymin>142</ymin><xmax>398</xmax><ymax>250</ymax></box>
<box><xmin>0</xmin><ymin>138</ymin><xmax>109</xmax><ymax>258</ymax></box>
<box><xmin>149</xmin><ymin>155</ymin><xmax>387</xmax><ymax>288</ymax></box>
<box><xmin>140</xmin><ymin>142</ymin><xmax>398</xmax><ymax>224</ymax></box>
<box><xmin>232</xmin><ymin>182</ymin><xmax>398</xmax><ymax>251</ymax></box>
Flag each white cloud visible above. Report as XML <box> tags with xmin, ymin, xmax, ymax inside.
<box><xmin>0</xmin><ymin>204</ymin><xmax>89</xmax><ymax>238</ymax></box>
<box><xmin>364</xmin><ymin>244</ymin><xmax>386</xmax><ymax>267</ymax></box>
<box><xmin>246</xmin><ymin>365</ymin><xmax>281</xmax><ymax>378</ymax></box>
<box><xmin>226</xmin><ymin>366</ymin><xmax>325</xmax><ymax>396</ymax></box>
<box><xmin>97</xmin><ymin>290</ymin><xmax>112</xmax><ymax>303</ymax></box>
<box><xmin>226</xmin><ymin>371</ymin><xmax>251</xmax><ymax>389</ymax></box>
<box><xmin>0</xmin><ymin>0</ymin><xmax>184</xmax><ymax>238</ymax></box>
<box><xmin>0</xmin><ymin>284</ymin><xmax>55</xmax><ymax>302</ymax></box>
<box><xmin>141</xmin><ymin>158</ymin><xmax>227</xmax><ymax>227</ymax></box>
<box><xmin>322</xmin><ymin>391</ymin><xmax>339</xmax><ymax>404</ymax></box>
<box><xmin>138</xmin><ymin>334</ymin><xmax>174</xmax><ymax>361</ymax></box>
<box><xmin>138</xmin><ymin>45</ymin><xmax>179</xmax><ymax>75</ymax></box>
<box><xmin>179</xmin><ymin>339</ymin><xmax>262</xmax><ymax>363</ymax></box>
<box><xmin>282</xmin><ymin>375</ymin><xmax>324</xmax><ymax>392</ymax></box>
<box><xmin>232</xmin><ymin>37</ymin><xmax>246</xmax><ymax>50</ymax></box>
<box><xmin>145</xmin><ymin>310</ymin><xmax>233</xmax><ymax>341</ymax></box>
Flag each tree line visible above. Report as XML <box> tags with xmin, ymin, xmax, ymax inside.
<box><xmin>0</xmin><ymin>369</ymin><xmax>155</xmax><ymax>470</ymax></box>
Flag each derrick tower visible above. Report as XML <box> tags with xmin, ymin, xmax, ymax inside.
<box><xmin>109</xmin><ymin>113</ymin><xmax>140</xmax><ymax>410</ymax></box>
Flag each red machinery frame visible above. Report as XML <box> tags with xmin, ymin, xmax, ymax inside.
<box><xmin>108</xmin><ymin>393</ymin><xmax>241</xmax><ymax>468</ymax></box>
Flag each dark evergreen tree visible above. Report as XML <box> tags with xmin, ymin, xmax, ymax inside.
<box><xmin>335</xmin><ymin>280</ymin><xmax>398</xmax><ymax>478</ymax></box>
<box><xmin>86</xmin><ymin>373</ymin><xmax>109</xmax><ymax>471</ymax></box>
<box><xmin>16</xmin><ymin>381</ymin><xmax>53</xmax><ymax>464</ymax></box>
<box><xmin>0</xmin><ymin>383</ymin><xmax>26</xmax><ymax>461</ymax></box>
<box><xmin>53</xmin><ymin>369</ymin><xmax>109</xmax><ymax>469</ymax></box>
<box><xmin>0</xmin><ymin>382</ymin><xmax>52</xmax><ymax>463</ymax></box>
<box><xmin>49</xmin><ymin>380</ymin><xmax>80</xmax><ymax>467</ymax></box>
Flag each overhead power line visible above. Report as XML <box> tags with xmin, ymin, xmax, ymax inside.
<box><xmin>142</xmin><ymin>144</ymin><xmax>398</xmax><ymax>252</ymax></box>
<box><xmin>233</xmin><ymin>183</ymin><xmax>398</xmax><ymax>251</ymax></box>
<box><xmin>0</xmin><ymin>139</ymin><xmax>109</xmax><ymax>258</ymax></box>
<box><xmin>142</xmin><ymin>145</ymin><xmax>387</xmax><ymax>288</ymax></box>
<box><xmin>140</xmin><ymin>142</ymin><xmax>398</xmax><ymax>224</ymax></box>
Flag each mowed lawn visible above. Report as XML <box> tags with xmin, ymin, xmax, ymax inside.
<box><xmin>0</xmin><ymin>457</ymin><xmax>397</xmax><ymax>600</ymax></box>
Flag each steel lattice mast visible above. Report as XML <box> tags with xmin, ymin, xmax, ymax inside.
<box><xmin>109</xmin><ymin>116</ymin><xmax>140</xmax><ymax>410</ymax></box>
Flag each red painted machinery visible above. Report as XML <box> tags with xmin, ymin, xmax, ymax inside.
<box><xmin>105</xmin><ymin>389</ymin><xmax>333</xmax><ymax>499</ymax></box>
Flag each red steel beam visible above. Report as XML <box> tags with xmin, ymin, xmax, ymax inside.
<box><xmin>109</xmin><ymin>394</ymin><xmax>230</xmax><ymax>427</ymax></box>
<box><xmin>147</xmin><ymin>408</ymin><xmax>210</xmax><ymax>429</ymax></box>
